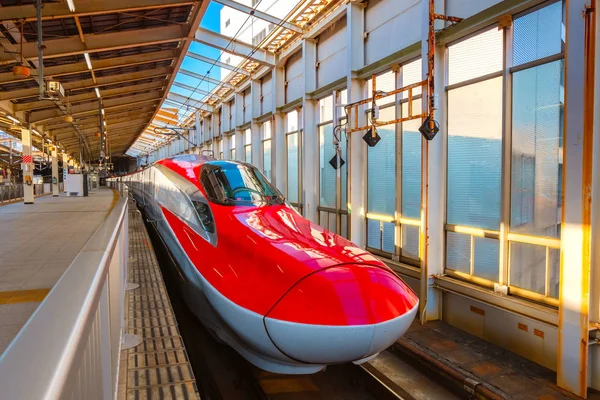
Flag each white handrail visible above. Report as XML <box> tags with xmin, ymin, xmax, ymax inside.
<box><xmin>0</xmin><ymin>185</ymin><xmax>129</xmax><ymax>400</ymax></box>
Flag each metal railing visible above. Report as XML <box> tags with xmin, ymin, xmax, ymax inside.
<box><xmin>0</xmin><ymin>183</ymin><xmax>65</xmax><ymax>203</ymax></box>
<box><xmin>0</xmin><ymin>185</ymin><xmax>129</xmax><ymax>400</ymax></box>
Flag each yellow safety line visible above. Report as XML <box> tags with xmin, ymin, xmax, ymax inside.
<box><xmin>0</xmin><ymin>288</ymin><xmax>51</xmax><ymax>304</ymax></box>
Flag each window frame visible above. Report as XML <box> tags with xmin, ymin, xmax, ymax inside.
<box><xmin>442</xmin><ymin>1</ymin><xmax>565</xmax><ymax>306</ymax></box>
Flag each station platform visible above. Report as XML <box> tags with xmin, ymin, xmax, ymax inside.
<box><xmin>386</xmin><ymin>321</ymin><xmax>600</xmax><ymax>400</ymax></box>
<box><xmin>117</xmin><ymin>198</ymin><xmax>199</xmax><ymax>399</ymax></box>
<box><xmin>0</xmin><ymin>188</ymin><xmax>117</xmax><ymax>354</ymax></box>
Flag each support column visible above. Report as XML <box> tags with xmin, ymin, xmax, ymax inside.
<box><xmin>302</xmin><ymin>39</ymin><xmax>318</xmax><ymax>222</ymax></box>
<box><xmin>347</xmin><ymin>2</ymin><xmax>367</xmax><ymax>248</ymax></box>
<box><xmin>420</xmin><ymin>0</ymin><xmax>445</xmax><ymax>321</ymax></box>
<box><xmin>251</xmin><ymin>79</ymin><xmax>262</xmax><ymax>169</ymax></box>
<box><xmin>51</xmin><ymin>146</ymin><xmax>59</xmax><ymax>197</ymax></box>
<box><xmin>223</xmin><ymin>133</ymin><xmax>232</xmax><ymax>159</ymax></box>
<box><xmin>590</xmin><ymin>0</ymin><xmax>600</xmax><ymax>391</ymax></box>
<box><xmin>62</xmin><ymin>153</ymin><xmax>68</xmax><ymax>192</ymax></box>
<box><xmin>21</xmin><ymin>128</ymin><xmax>34</xmax><ymax>204</ymax></box>
<box><xmin>235</xmin><ymin>129</ymin><xmax>244</xmax><ymax>162</ymax></box>
<box><xmin>557</xmin><ymin>0</ymin><xmax>594</xmax><ymax>396</ymax></box>
<box><xmin>273</xmin><ymin>65</ymin><xmax>286</xmax><ymax>192</ymax></box>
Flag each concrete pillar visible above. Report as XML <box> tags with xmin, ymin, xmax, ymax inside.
<box><xmin>590</xmin><ymin>0</ymin><xmax>600</xmax><ymax>392</ymax></box>
<box><xmin>235</xmin><ymin>129</ymin><xmax>244</xmax><ymax>162</ymax></box>
<box><xmin>419</xmin><ymin>0</ymin><xmax>446</xmax><ymax>322</ymax></box>
<box><xmin>557</xmin><ymin>0</ymin><xmax>595</xmax><ymax>396</ymax></box>
<box><xmin>21</xmin><ymin>128</ymin><xmax>34</xmax><ymax>204</ymax></box>
<box><xmin>62</xmin><ymin>153</ymin><xmax>68</xmax><ymax>192</ymax></box>
<box><xmin>51</xmin><ymin>147</ymin><xmax>59</xmax><ymax>197</ymax></box>
<box><xmin>346</xmin><ymin>2</ymin><xmax>367</xmax><ymax>248</ymax></box>
<box><xmin>251</xmin><ymin>80</ymin><xmax>262</xmax><ymax>169</ymax></box>
<box><xmin>302</xmin><ymin>39</ymin><xmax>318</xmax><ymax>222</ymax></box>
<box><xmin>223</xmin><ymin>133</ymin><xmax>232</xmax><ymax>160</ymax></box>
<box><xmin>273</xmin><ymin>65</ymin><xmax>286</xmax><ymax>192</ymax></box>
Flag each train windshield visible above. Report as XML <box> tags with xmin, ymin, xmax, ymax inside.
<box><xmin>200</xmin><ymin>162</ymin><xmax>284</xmax><ymax>206</ymax></box>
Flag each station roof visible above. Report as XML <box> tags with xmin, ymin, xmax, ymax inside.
<box><xmin>0</xmin><ymin>0</ymin><xmax>205</xmax><ymax>161</ymax></box>
<box><xmin>0</xmin><ymin>0</ymin><xmax>341</xmax><ymax>162</ymax></box>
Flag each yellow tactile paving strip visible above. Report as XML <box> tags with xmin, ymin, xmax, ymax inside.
<box><xmin>0</xmin><ymin>289</ymin><xmax>50</xmax><ymax>305</ymax></box>
<box><xmin>118</xmin><ymin>200</ymin><xmax>200</xmax><ymax>400</ymax></box>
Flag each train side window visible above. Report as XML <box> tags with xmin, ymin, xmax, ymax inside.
<box><xmin>192</xmin><ymin>201</ymin><xmax>215</xmax><ymax>234</ymax></box>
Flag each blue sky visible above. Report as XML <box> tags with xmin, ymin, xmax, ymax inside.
<box><xmin>169</xmin><ymin>2</ymin><xmax>224</xmax><ymax>112</ymax></box>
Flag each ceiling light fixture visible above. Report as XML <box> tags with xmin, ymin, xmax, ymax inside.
<box><xmin>95</xmin><ymin>88</ymin><xmax>100</xmax><ymax>98</ymax></box>
<box><xmin>101</xmin><ymin>109</ymin><xmax>105</xmax><ymax>115</ymax></box>
<box><xmin>7</xmin><ymin>115</ymin><xmax>20</xmax><ymax>124</ymax></box>
<box><xmin>67</xmin><ymin>0</ymin><xmax>76</xmax><ymax>12</ymax></box>
<box><xmin>84</xmin><ymin>52</ymin><xmax>92</xmax><ymax>70</ymax></box>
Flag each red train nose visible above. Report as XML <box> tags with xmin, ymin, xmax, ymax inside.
<box><xmin>263</xmin><ymin>264</ymin><xmax>419</xmax><ymax>364</ymax></box>
<box><xmin>266</xmin><ymin>264</ymin><xmax>418</xmax><ymax>326</ymax></box>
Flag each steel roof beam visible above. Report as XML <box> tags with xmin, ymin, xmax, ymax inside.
<box><xmin>0</xmin><ymin>25</ymin><xmax>186</xmax><ymax>63</ymax></box>
<box><xmin>194</xmin><ymin>27</ymin><xmax>274</xmax><ymax>67</ymax></box>
<box><xmin>15</xmin><ymin>81</ymin><xmax>167</xmax><ymax>112</ymax></box>
<box><xmin>31</xmin><ymin>92</ymin><xmax>163</xmax><ymax>123</ymax></box>
<box><xmin>0</xmin><ymin>1</ymin><xmax>194</xmax><ymax>22</ymax></box>
<box><xmin>0</xmin><ymin>50</ymin><xmax>178</xmax><ymax>85</ymax></box>
<box><xmin>186</xmin><ymin>51</ymin><xmax>249</xmax><ymax>76</ymax></box>
<box><xmin>213</xmin><ymin>0</ymin><xmax>302</xmax><ymax>33</ymax></box>
<box><xmin>172</xmin><ymin>81</ymin><xmax>222</xmax><ymax>99</ymax></box>
<box><xmin>166</xmin><ymin>92</ymin><xmax>214</xmax><ymax>113</ymax></box>
<box><xmin>1</xmin><ymin>69</ymin><xmax>171</xmax><ymax>101</ymax></box>
<box><xmin>42</xmin><ymin>107</ymin><xmax>157</xmax><ymax>131</ymax></box>
<box><xmin>178</xmin><ymin>68</ymin><xmax>233</xmax><ymax>89</ymax></box>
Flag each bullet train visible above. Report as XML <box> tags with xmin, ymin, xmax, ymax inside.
<box><xmin>119</xmin><ymin>154</ymin><xmax>418</xmax><ymax>374</ymax></box>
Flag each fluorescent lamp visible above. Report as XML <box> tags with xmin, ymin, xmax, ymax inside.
<box><xmin>32</xmin><ymin>129</ymin><xmax>40</xmax><ymax>136</ymax></box>
<box><xmin>95</xmin><ymin>88</ymin><xmax>100</xmax><ymax>98</ymax></box>
<box><xmin>101</xmin><ymin>109</ymin><xmax>105</xmax><ymax>115</ymax></box>
<box><xmin>67</xmin><ymin>0</ymin><xmax>75</xmax><ymax>12</ymax></box>
<box><xmin>7</xmin><ymin>115</ymin><xmax>19</xmax><ymax>124</ymax></box>
<box><xmin>84</xmin><ymin>52</ymin><xmax>92</xmax><ymax>70</ymax></box>
<box><xmin>103</xmin><ymin>121</ymin><xmax>107</xmax><ymax>126</ymax></box>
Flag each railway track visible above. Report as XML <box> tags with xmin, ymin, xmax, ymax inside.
<box><xmin>141</xmin><ymin>205</ymin><xmax>464</xmax><ymax>400</ymax></box>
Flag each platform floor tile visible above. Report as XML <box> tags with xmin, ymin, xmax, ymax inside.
<box><xmin>118</xmin><ymin>202</ymin><xmax>200</xmax><ymax>400</ymax></box>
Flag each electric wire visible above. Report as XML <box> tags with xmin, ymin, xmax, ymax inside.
<box><xmin>141</xmin><ymin>0</ymin><xmax>299</xmax><ymax>156</ymax></box>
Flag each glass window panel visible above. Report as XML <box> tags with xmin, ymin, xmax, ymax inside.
<box><xmin>446</xmin><ymin>231</ymin><xmax>471</xmax><ymax>274</ymax></box>
<box><xmin>341</xmin><ymin>214</ymin><xmax>348</xmax><ymax>239</ymax></box>
<box><xmin>245</xmin><ymin>145</ymin><xmax>251</xmax><ymax>163</ymax></box>
<box><xmin>473</xmin><ymin>237</ymin><xmax>500</xmax><ymax>282</ymax></box>
<box><xmin>513</xmin><ymin>1</ymin><xmax>564</xmax><ymax>66</ymax></box>
<box><xmin>231</xmin><ymin>148</ymin><xmax>236</xmax><ymax>159</ymax></box>
<box><xmin>328</xmin><ymin>213</ymin><xmax>337</xmax><ymax>233</ymax></box>
<box><xmin>319</xmin><ymin>95</ymin><xmax>333</xmax><ymax>122</ymax></box>
<box><xmin>287</xmin><ymin>133</ymin><xmax>299</xmax><ymax>202</ymax></box>
<box><xmin>401</xmin><ymin>58</ymin><xmax>422</xmax><ymax>98</ymax></box>
<box><xmin>262</xmin><ymin>140</ymin><xmax>271</xmax><ymax>181</ymax></box>
<box><xmin>401</xmin><ymin>101</ymin><xmax>422</xmax><ymax>219</ymax></box>
<box><xmin>447</xmin><ymin>78</ymin><xmax>503</xmax><ymax>230</ymax></box>
<box><xmin>448</xmin><ymin>28</ymin><xmax>503</xmax><ymax>85</ymax></box>
<box><xmin>401</xmin><ymin>225</ymin><xmax>420</xmax><ymax>260</ymax></box>
<box><xmin>509</xmin><ymin>242</ymin><xmax>546</xmax><ymax>295</ymax></box>
<box><xmin>382</xmin><ymin>222</ymin><xmax>395</xmax><ymax>253</ymax></box>
<box><xmin>286</xmin><ymin>110</ymin><xmax>298</xmax><ymax>133</ymax></box>
<box><xmin>263</xmin><ymin>120</ymin><xmax>272</xmax><ymax>139</ymax></box>
<box><xmin>319</xmin><ymin>124</ymin><xmax>336</xmax><ymax>208</ymax></box>
<box><xmin>511</xmin><ymin>60</ymin><xmax>563</xmax><ymax>238</ymax></box>
<box><xmin>367</xmin><ymin>219</ymin><xmax>380</xmax><ymax>249</ymax></box>
<box><xmin>245</xmin><ymin>128</ymin><xmax>251</xmax><ymax>144</ymax></box>
<box><xmin>319</xmin><ymin>211</ymin><xmax>328</xmax><ymax>229</ymax></box>
<box><xmin>367</xmin><ymin>106</ymin><xmax>396</xmax><ymax>215</ymax></box>
<box><xmin>549</xmin><ymin>248</ymin><xmax>559</xmax><ymax>299</ymax></box>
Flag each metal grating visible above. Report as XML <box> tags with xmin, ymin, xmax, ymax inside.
<box><xmin>118</xmin><ymin>199</ymin><xmax>200</xmax><ymax>400</ymax></box>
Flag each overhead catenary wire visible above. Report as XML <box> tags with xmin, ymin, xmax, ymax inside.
<box><xmin>153</xmin><ymin>0</ymin><xmax>299</xmax><ymax>143</ymax></box>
